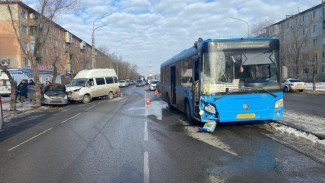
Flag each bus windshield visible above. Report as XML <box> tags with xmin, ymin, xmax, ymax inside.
<box><xmin>201</xmin><ymin>48</ymin><xmax>281</xmax><ymax>95</ymax></box>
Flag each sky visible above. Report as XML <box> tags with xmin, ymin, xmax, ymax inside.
<box><xmin>24</xmin><ymin>0</ymin><xmax>321</xmax><ymax>76</ymax></box>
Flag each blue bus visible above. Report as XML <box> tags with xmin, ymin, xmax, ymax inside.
<box><xmin>160</xmin><ymin>37</ymin><xmax>283</xmax><ymax>132</ymax></box>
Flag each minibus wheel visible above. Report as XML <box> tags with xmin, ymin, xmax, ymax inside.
<box><xmin>107</xmin><ymin>92</ymin><xmax>114</xmax><ymax>100</ymax></box>
<box><xmin>83</xmin><ymin>95</ymin><xmax>91</xmax><ymax>104</ymax></box>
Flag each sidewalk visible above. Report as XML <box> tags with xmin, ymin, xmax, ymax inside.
<box><xmin>1</xmin><ymin>97</ymin><xmax>39</xmax><ymax>121</ymax></box>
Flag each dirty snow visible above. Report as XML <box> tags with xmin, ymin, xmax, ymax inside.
<box><xmin>1</xmin><ymin>97</ymin><xmax>38</xmax><ymax>120</ymax></box>
<box><xmin>306</xmin><ymin>82</ymin><xmax>325</xmax><ymax>91</ymax></box>
<box><xmin>282</xmin><ymin>109</ymin><xmax>325</xmax><ymax>138</ymax></box>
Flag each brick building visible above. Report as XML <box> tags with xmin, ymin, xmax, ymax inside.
<box><xmin>0</xmin><ymin>1</ymin><xmax>106</xmax><ymax>84</ymax></box>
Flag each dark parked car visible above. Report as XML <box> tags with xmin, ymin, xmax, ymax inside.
<box><xmin>42</xmin><ymin>83</ymin><xmax>68</xmax><ymax>105</ymax></box>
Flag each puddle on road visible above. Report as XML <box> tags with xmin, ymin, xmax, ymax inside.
<box><xmin>145</xmin><ymin>100</ymin><xmax>168</xmax><ymax>120</ymax></box>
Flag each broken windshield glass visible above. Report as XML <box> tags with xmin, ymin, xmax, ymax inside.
<box><xmin>201</xmin><ymin>49</ymin><xmax>281</xmax><ymax>95</ymax></box>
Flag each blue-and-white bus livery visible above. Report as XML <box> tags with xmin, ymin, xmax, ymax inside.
<box><xmin>160</xmin><ymin>37</ymin><xmax>283</xmax><ymax>132</ymax></box>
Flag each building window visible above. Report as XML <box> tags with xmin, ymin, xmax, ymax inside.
<box><xmin>29</xmin><ymin>26</ymin><xmax>36</xmax><ymax>36</ymax></box>
<box><xmin>20</xmin><ymin>9</ymin><xmax>26</xmax><ymax>19</ymax></box>
<box><xmin>313</xmin><ymin>24</ymin><xmax>316</xmax><ymax>32</ymax></box>
<box><xmin>54</xmin><ymin>39</ymin><xmax>57</xmax><ymax>47</ymax></box>
<box><xmin>22</xmin><ymin>42</ymin><xmax>28</xmax><ymax>52</ymax></box>
<box><xmin>303</xmin><ymin>68</ymin><xmax>309</xmax><ymax>74</ymax></box>
<box><xmin>21</xmin><ymin>24</ymin><xmax>27</xmax><ymax>34</ymax></box>
<box><xmin>23</xmin><ymin>57</ymin><xmax>29</xmax><ymax>66</ymax></box>
<box><xmin>312</xmin><ymin>11</ymin><xmax>316</xmax><ymax>21</ymax></box>
<box><xmin>49</xmin><ymin>37</ymin><xmax>52</xmax><ymax>47</ymax></box>
<box><xmin>39</xmin><ymin>58</ymin><xmax>42</xmax><ymax>66</ymax></box>
<box><xmin>46</xmin><ymin>62</ymin><xmax>48</xmax><ymax>67</ymax></box>
<box><xmin>30</xmin><ymin>44</ymin><xmax>35</xmax><ymax>54</ymax></box>
<box><xmin>302</xmin><ymin>15</ymin><xmax>305</xmax><ymax>22</ymax></box>
<box><xmin>45</xmin><ymin>48</ymin><xmax>48</xmax><ymax>55</ymax></box>
<box><xmin>313</xmin><ymin>39</ymin><xmax>318</xmax><ymax>46</ymax></box>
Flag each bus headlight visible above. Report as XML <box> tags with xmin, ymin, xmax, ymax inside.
<box><xmin>275</xmin><ymin>98</ymin><xmax>283</xmax><ymax>109</ymax></box>
<box><xmin>204</xmin><ymin>103</ymin><xmax>216</xmax><ymax>114</ymax></box>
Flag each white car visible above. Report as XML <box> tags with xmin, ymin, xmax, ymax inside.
<box><xmin>119</xmin><ymin>80</ymin><xmax>127</xmax><ymax>87</ymax></box>
<box><xmin>149</xmin><ymin>80</ymin><xmax>158</xmax><ymax>91</ymax></box>
<box><xmin>282</xmin><ymin>78</ymin><xmax>306</xmax><ymax>92</ymax></box>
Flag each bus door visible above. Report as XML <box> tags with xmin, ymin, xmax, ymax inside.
<box><xmin>193</xmin><ymin>60</ymin><xmax>200</xmax><ymax>115</ymax></box>
<box><xmin>171</xmin><ymin>66</ymin><xmax>176</xmax><ymax>104</ymax></box>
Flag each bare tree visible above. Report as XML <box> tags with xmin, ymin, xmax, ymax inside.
<box><xmin>305</xmin><ymin>39</ymin><xmax>322</xmax><ymax>91</ymax></box>
<box><xmin>0</xmin><ymin>62</ymin><xmax>17</xmax><ymax>111</ymax></box>
<box><xmin>5</xmin><ymin>0</ymin><xmax>79</xmax><ymax>106</ymax></box>
<box><xmin>51</xmin><ymin>55</ymin><xmax>59</xmax><ymax>84</ymax></box>
<box><xmin>251</xmin><ymin>18</ymin><xmax>275</xmax><ymax>37</ymax></box>
<box><xmin>280</xmin><ymin>17</ymin><xmax>311</xmax><ymax>80</ymax></box>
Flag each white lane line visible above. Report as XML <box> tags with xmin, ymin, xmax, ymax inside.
<box><xmin>61</xmin><ymin>112</ymin><xmax>81</xmax><ymax>124</ymax></box>
<box><xmin>144</xmin><ymin>151</ymin><xmax>149</xmax><ymax>183</ymax></box>
<box><xmin>144</xmin><ymin>121</ymin><xmax>148</xmax><ymax>141</ymax></box>
<box><xmin>86</xmin><ymin>105</ymin><xmax>96</xmax><ymax>111</ymax></box>
<box><xmin>8</xmin><ymin>127</ymin><xmax>53</xmax><ymax>152</ymax></box>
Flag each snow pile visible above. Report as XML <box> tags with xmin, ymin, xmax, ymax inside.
<box><xmin>1</xmin><ymin>97</ymin><xmax>38</xmax><ymax>120</ymax></box>
<box><xmin>305</xmin><ymin>82</ymin><xmax>325</xmax><ymax>91</ymax></box>
<box><xmin>283</xmin><ymin>109</ymin><xmax>325</xmax><ymax>138</ymax></box>
<box><xmin>265</xmin><ymin>122</ymin><xmax>319</xmax><ymax>142</ymax></box>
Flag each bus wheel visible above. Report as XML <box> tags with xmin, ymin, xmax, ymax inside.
<box><xmin>83</xmin><ymin>95</ymin><xmax>91</xmax><ymax>104</ymax></box>
<box><xmin>167</xmin><ymin>95</ymin><xmax>174</xmax><ymax>110</ymax></box>
<box><xmin>185</xmin><ymin>101</ymin><xmax>193</xmax><ymax>123</ymax></box>
<box><xmin>107</xmin><ymin>92</ymin><xmax>114</xmax><ymax>100</ymax></box>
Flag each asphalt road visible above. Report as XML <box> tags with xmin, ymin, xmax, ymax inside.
<box><xmin>284</xmin><ymin>92</ymin><xmax>325</xmax><ymax>117</ymax></box>
<box><xmin>0</xmin><ymin>86</ymin><xmax>324</xmax><ymax>182</ymax></box>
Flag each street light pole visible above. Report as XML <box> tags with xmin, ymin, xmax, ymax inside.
<box><xmin>230</xmin><ymin>17</ymin><xmax>250</xmax><ymax>37</ymax></box>
<box><xmin>91</xmin><ymin>13</ymin><xmax>111</xmax><ymax>69</ymax></box>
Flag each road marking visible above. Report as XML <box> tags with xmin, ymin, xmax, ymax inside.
<box><xmin>86</xmin><ymin>105</ymin><xmax>96</xmax><ymax>111</ymax></box>
<box><xmin>144</xmin><ymin>151</ymin><xmax>149</xmax><ymax>183</ymax></box>
<box><xmin>61</xmin><ymin>112</ymin><xmax>81</xmax><ymax>124</ymax></box>
<box><xmin>144</xmin><ymin>121</ymin><xmax>148</xmax><ymax>141</ymax></box>
<box><xmin>8</xmin><ymin>127</ymin><xmax>53</xmax><ymax>152</ymax></box>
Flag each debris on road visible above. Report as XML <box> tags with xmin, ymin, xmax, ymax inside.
<box><xmin>199</xmin><ymin>121</ymin><xmax>217</xmax><ymax>132</ymax></box>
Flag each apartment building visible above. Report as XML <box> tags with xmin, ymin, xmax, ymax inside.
<box><xmin>266</xmin><ymin>0</ymin><xmax>325</xmax><ymax>81</ymax></box>
<box><xmin>0</xmin><ymin>1</ymin><xmax>104</xmax><ymax>84</ymax></box>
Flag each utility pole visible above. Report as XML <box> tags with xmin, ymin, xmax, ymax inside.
<box><xmin>91</xmin><ymin>14</ymin><xmax>111</xmax><ymax>69</ymax></box>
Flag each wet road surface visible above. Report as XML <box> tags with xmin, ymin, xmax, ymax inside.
<box><xmin>0</xmin><ymin>86</ymin><xmax>324</xmax><ymax>182</ymax></box>
<box><xmin>284</xmin><ymin>92</ymin><xmax>325</xmax><ymax>117</ymax></box>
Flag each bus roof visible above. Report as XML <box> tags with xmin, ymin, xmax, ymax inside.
<box><xmin>161</xmin><ymin>37</ymin><xmax>279</xmax><ymax>68</ymax></box>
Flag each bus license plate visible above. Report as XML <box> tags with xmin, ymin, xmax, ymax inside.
<box><xmin>236</xmin><ymin>113</ymin><xmax>256</xmax><ymax>119</ymax></box>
